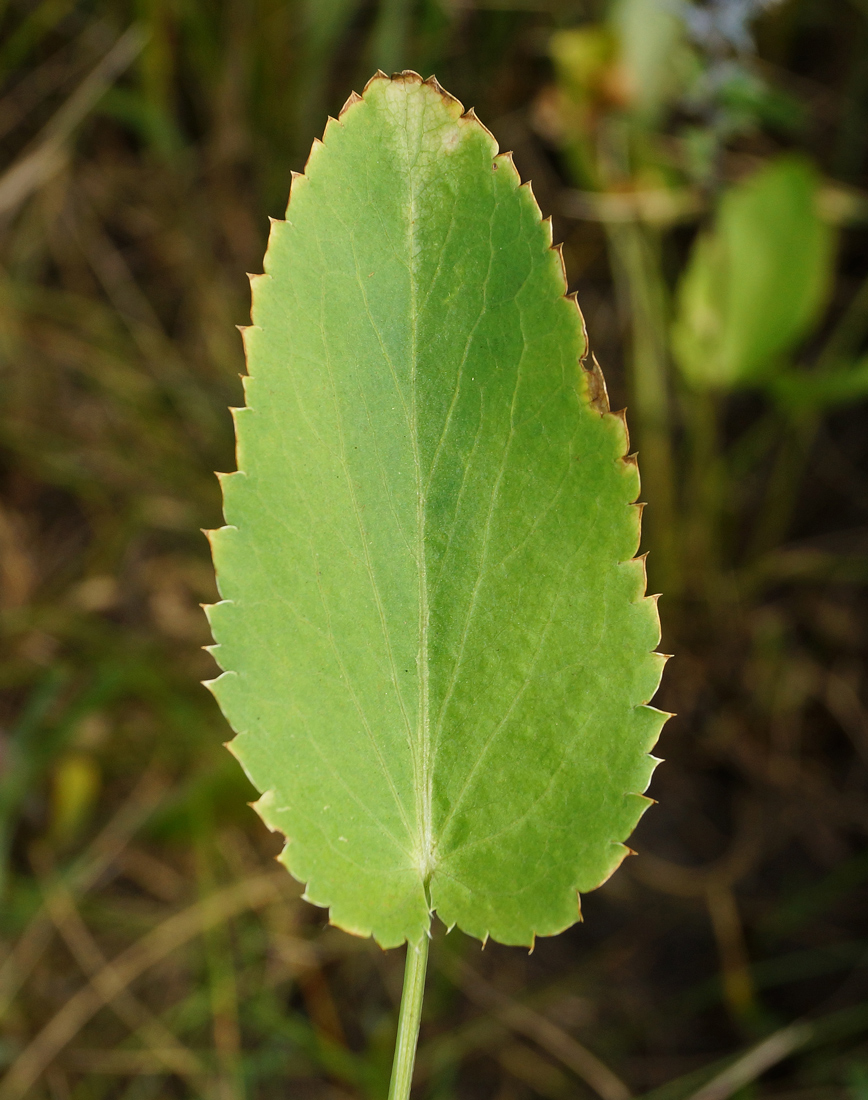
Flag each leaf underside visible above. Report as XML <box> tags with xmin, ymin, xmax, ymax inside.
<box><xmin>206</xmin><ymin>71</ymin><xmax>667</xmax><ymax>949</ymax></box>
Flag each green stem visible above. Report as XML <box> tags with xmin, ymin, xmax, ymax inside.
<box><xmin>388</xmin><ymin>937</ymin><xmax>430</xmax><ymax>1100</ymax></box>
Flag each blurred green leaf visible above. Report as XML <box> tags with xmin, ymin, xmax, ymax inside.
<box><xmin>610</xmin><ymin>0</ymin><xmax>688</xmax><ymax>125</ymax></box>
<box><xmin>770</xmin><ymin>356</ymin><xmax>868</xmax><ymax>411</ymax></box>
<box><xmin>673</xmin><ymin>157</ymin><xmax>834</xmax><ymax>389</ymax></box>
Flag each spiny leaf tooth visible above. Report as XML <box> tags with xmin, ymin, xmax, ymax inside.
<box><xmin>339</xmin><ymin>90</ymin><xmax>362</xmax><ymax>117</ymax></box>
<box><xmin>238</xmin><ymin>328</ymin><xmax>258</xmax><ymax>358</ymax></box>
<box><xmin>643</xmin><ymin>657</ymin><xmax>670</xmax><ymax>697</ymax></box>
<box><xmin>586</xmin><ymin>845</ymin><xmax>632</xmax><ymax>891</ymax></box>
<box><xmin>460</xmin><ymin>105</ymin><xmax>497</xmax><ymax>144</ymax></box>
<box><xmin>362</xmin><ymin>69</ymin><xmax>389</xmax><ymax>93</ymax></box>
<box><xmin>637</xmin><ymin>708</ymin><xmax>672</xmax><ymax>740</ymax></box>
<box><xmin>493</xmin><ymin>149</ymin><xmax>518</xmax><ymax>175</ymax></box>
<box><xmin>201</xmin><ymin>670</ymin><xmax>233</xmax><ymax>695</ymax></box>
<box><xmin>550</xmin><ymin>239</ymin><xmax>568</xmax><ymax>287</ymax></box>
<box><xmin>323</xmin><ymin>116</ymin><xmax>342</xmax><ymax>140</ymax></box>
<box><xmin>423</xmin><ymin>74</ymin><xmax>463</xmax><ymax>111</ymax></box>
<box><xmin>609</xmin><ymin>404</ymin><xmax>629</xmax><ymax>439</ymax></box>
<box><xmin>289</xmin><ymin>170</ymin><xmax>306</xmax><ymax>205</ymax></box>
<box><xmin>303</xmin><ymin>137</ymin><xmax>325</xmax><ymax>175</ymax></box>
<box><xmin>247</xmin><ymin>272</ymin><xmax>271</xmax><ymax>292</ymax></box>
<box><xmin>518</xmin><ymin>178</ymin><xmax>542</xmax><ymax>218</ymax></box>
<box><xmin>567</xmin><ymin>292</ymin><xmax>589</xmax><ymax>356</ymax></box>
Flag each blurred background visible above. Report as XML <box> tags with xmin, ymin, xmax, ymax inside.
<box><xmin>0</xmin><ymin>0</ymin><xmax>867</xmax><ymax>1097</ymax></box>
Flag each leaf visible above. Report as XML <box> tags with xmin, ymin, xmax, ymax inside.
<box><xmin>672</xmin><ymin>157</ymin><xmax>834</xmax><ymax>390</ymax></box>
<box><xmin>205</xmin><ymin>72</ymin><xmax>667</xmax><ymax>949</ymax></box>
<box><xmin>769</xmin><ymin>356</ymin><xmax>868</xmax><ymax>411</ymax></box>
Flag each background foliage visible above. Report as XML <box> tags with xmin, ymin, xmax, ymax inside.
<box><xmin>0</xmin><ymin>0</ymin><xmax>867</xmax><ymax>1098</ymax></box>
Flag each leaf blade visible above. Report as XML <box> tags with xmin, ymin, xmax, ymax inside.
<box><xmin>207</xmin><ymin>73</ymin><xmax>666</xmax><ymax>948</ymax></box>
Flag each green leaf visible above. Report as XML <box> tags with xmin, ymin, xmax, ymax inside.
<box><xmin>770</xmin><ymin>356</ymin><xmax>868</xmax><ymax>411</ymax></box>
<box><xmin>672</xmin><ymin>157</ymin><xmax>834</xmax><ymax>390</ymax></box>
<box><xmin>205</xmin><ymin>72</ymin><xmax>667</xmax><ymax>949</ymax></box>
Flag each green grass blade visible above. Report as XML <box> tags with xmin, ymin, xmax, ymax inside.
<box><xmin>206</xmin><ymin>72</ymin><xmax>668</xmax><ymax>949</ymax></box>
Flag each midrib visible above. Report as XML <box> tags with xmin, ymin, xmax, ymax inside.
<box><xmin>406</xmin><ymin>133</ymin><xmax>435</xmax><ymax>891</ymax></box>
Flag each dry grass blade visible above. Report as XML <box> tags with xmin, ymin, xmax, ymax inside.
<box><xmin>40</xmin><ymin>874</ymin><xmax>210</xmax><ymax>1092</ymax></box>
<box><xmin>64</xmin><ymin>1049</ymin><xmax>205</xmax><ymax>1075</ymax></box>
<box><xmin>446</xmin><ymin>956</ymin><xmax>632</xmax><ymax>1100</ymax></box>
<box><xmin>0</xmin><ymin>22</ymin><xmax>114</xmax><ymax>143</ymax></box>
<box><xmin>0</xmin><ymin>870</ymin><xmax>287</xmax><ymax>1100</ymax></box>
<box><xmin>685</xmin><ymin>1022</ymin><xmax>814</xmax><ymax>1100</ymax></box>
<box><xmin>498</xmin><ymin>1041</ymin><xmax>574</xmax><ymax>1100</ymax></box>
<box><xmin>0</xmin><ymin>771</ymin><xmax>167</xmax><ymax>1019</ymax></box>
<box><xmin>0</xmin><ymin>24</ymin><xmax>144</xmax><ymax>218</ymax></box>
<box><xmin>629</xmin><ymin>800</ymin><xmax>764</xmax><ymax>898</ymax></box>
